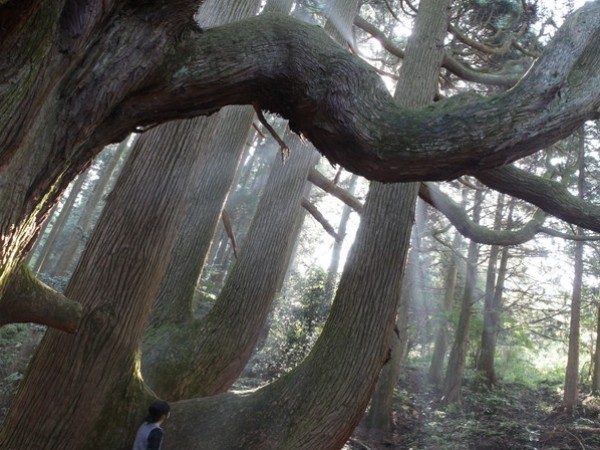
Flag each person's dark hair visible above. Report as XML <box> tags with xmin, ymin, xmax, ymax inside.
<box><xmin>145</xmin><ymin>400</ymin><xmax>170</xmax><ymax>423</ymax></box>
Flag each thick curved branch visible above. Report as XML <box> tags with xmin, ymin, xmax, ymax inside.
<box><xmin>354</xmin><ymin>16</ymin><xmax>522</xmax><ymax>87</ymax></box>
<box><xmin>420</xmin><ymin>182</ymin><xmax>600</xmax><ymax>244</ymax></box>
<box><xmin>476</xmin><ymin>165</ymin><xmax>600</xmax><ymax>233</ymax></box>
<box><xmin>0</xmin><ymin>264</ymin><xmax>82</xmax><ymax>332</ymax></box>
<box><xmin>419</xmin><ymin>182</ymin><xmax>545</xmax><ymax>245</ymax></box>
<box><xmin>107</xmin><ymin>5</ymin><xmax>599</xmax><ymax>183</ymax></box>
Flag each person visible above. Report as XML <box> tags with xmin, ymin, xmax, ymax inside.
<box><xmin>132</xmin><ymin>400</ymin><xmax>170</xmax><ymax>450</ymax></box>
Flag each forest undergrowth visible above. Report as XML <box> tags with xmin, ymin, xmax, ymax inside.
<box><xmin>348</xmin><ymin>367</ymin><xmax>600</xmax><ymax>450</ymax></box>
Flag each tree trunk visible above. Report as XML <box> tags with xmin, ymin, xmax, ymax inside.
<box><xmin>563</xmin><ymin>130</ymin><xmax>586</xmax><ymax>413</ymax></box>
<box><xmin>146</xmin><ymin>106</ymin><xmax>255</xmax><ymax>327</ymax></box>
<box><xmin>165</xmin><ymin>160</ymin><xmax>419</xmax><ymax>450</ymax></box>
<box><xmin>53</xmin><ymin>139</ymin><xmax>132</xmax><ymax>276</ymax></box>
<box><xmin>477</xmin><ymin>195</ymin><xmax>515</xmax><ymax>386</ymax></box>
<box><xmin>0</xmin><ymin>120</ymin><xmax>202</xmax><ymax>450</ymax></box>
<box><xmin>35</xmin><ymin>171</ymin><xmax>89</xmax><ymax>274</ymax></box>
<box><xmin>442</xmin><ymin>188</ymin><xmax>483</xmax><ymax>405</ymax></box>
<box><xmin>323</xmin><ymin>173</ymin><xmax>359</xmax><ymax>303</ymax></box>
<box><xmin>142</xmin><ymin>132</ymin><xmax>320</xmax><ymax>399</ymax></box>
<box><xmin>592</xmin><ymin>302</ymin><xmax>600</xmax><ymax>394</ymax></box>
<box><xmin>0</xmin><ymin>1</ymin><xmax>597</xmax><ymax>330</ymax></box>
<box><xmin>476</xmin><ymin>194</ymin><xmax>505</xmax><ymax>385</ymax></box>
<box><xmin>429</xmin><ymin>230</ymin><xmax>462</xmax><ymax>386</ymax></box>
<box><xmin>363</xmin><ymin>0</ymin><xmax>450</xmax><ymax>434</ymax></box>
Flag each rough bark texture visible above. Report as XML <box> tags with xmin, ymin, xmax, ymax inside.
<box><xmin>477</xmin><ymin>165</ymin><xmax>600</xmax><ymax>233</ymax></box>
<box><xmin>0</xmin><ymin>1</ymin><xmax>599</xmax><ymax>329</ymax></box>
<box><xmin>142</xmin><ymin>133</ymin><xmax>319</xmax><ymax>399</ymax></box>
<box><xmin>0</xmin><ymin>121</ymin><xmax>203</xmax><ymax>449</ymax></box>
<box><xmin>141</xmin><ymin>0</ymin><xmax>264</xmax><ymax>329</ymax></box>
<box><xmin>0</xmin><ymin>263</ymin><xmax>81</xmax><ymax>332</ymax></box>
<box><xmin>164</xmin><ymin>160</ymin><xmax>418</xmax><ymax>450</ymax></box>
<box><xmin>362</xmin><ymin>0</ymin><xmax>450</xmax><ymax>434</ymax></box>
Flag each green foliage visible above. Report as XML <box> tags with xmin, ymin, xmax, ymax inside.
<box><xmin>246</xmin><ymin>268</ymin><xmax>330</xmax><ymax>382</ymax></box>
<box><xmin>396</xmin><ymin>368</ymin><xmax>571</xmax><ymax>450</ymax></box>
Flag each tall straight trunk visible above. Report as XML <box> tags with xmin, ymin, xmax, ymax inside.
<box><xmin>324</xmin><ymin>174</ymin><xmax>358</xmax><ymax>303</ymax></box>
<box><xmin>563</xmin><ymin>130</ymin><xmax>586</xmax><ymax>412</ymax></box>
<box><xmin>477</xmin><ymin>195</ymin><xmax>515</xmax><ymax>385</ymax></box>
<box><xmin>476</xmin><ymin>194</ymin><xmax>505</xmax><ymax>385</ymax></box>
<box><xmin>428</xmin><ymin>230</ymin><xmax>462</xmax><ymax>386</ymax></box>
<box><xmin>53</xmin><ymin>139</ymin><xmax>132</xmax><ymax>276</ymax></box>
<box><xmin>363</xmin><ymin>0</ymin><xmax>449</xmax><ymax>434</ymax></box>
<box><xmin>364</xmin><ymin>269</ymin><xmax>410</xmax><ymax>431</ymax></box>
<box><xmin>410</xmin><ymin>199</ymin><xmax>431</xmax><ymax>344</ymax></box>
<box><xmin>442</xmin><ymin>188</ymin><xmax>483</xmax><ymax>405</ymax></box>
<box><xmin>592</xmin><ymin>302</ymin><xmax>600</xmax><ymax>393</ymax></box>
<box><xmin>34</xmin><ymin>171</ymin><xmax>89</xmax><ymax>274</ymax></box>
<box><xmin>365</xmin><ymin>199</ymin><xmax>426</xmax><ymax>431</ymax></box>
<box><xmin>27</xmin><ymin>205</ymin><xmax>55</xmax><ymax>269</ymax></box>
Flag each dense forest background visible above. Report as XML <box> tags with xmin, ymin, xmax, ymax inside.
<box><xmin>1</xmin><ymin>0</ymin><xmax>599</xmax><ymax>448</ymax></box>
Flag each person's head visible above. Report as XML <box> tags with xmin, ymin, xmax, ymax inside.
<box><xmin>145</xmin><ymin>400</ymin><xmax>170</xmax><ymax>424</ymax></box>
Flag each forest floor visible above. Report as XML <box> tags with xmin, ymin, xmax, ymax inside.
<box><xmin>347</xmin><ymin>367</ymin><xmax>600</xmax><ymax>450</ymax></box>
<box><xmin>3</xmin><ymin>327</ymin><xmax>600</xmax><ymax>450</ymax></box>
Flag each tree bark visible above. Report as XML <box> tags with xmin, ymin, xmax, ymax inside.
<box><xmin>0</xmin><ymin>1</ymin><xmax>598</xmax><ymax>327</ymax></box>
<box><xmin>164</xmin><ymin>155</ymin><xmax>419</xmax><ymax>450</ymax></box>
<box><xmin>476</xmin><ymin>195</ymin><xmax>514</xmax><ymax>386</ymax></box>
<box><xmin>142</xmin><ymin>132</ymin><xmax>320</xmax><ymax>399</ymax></box>
<box><xmin>563</xmin><ymin>130</ymin><xmax>586</xmax><ymax>413</ymax></box>
<box><xmin>592</xmin><ymin>302</ymin><xmax>600</xmax><ymax>394</ymax></box>
<box><xmin>363</xmin><ymin>0</ymin><xmax>450</xmax><ymax>435</ymax></box>
<box><xmin>0</xmin><ymin>119</ymin><xmax>201</xmax><ymax>449</ymax></box>
<box><xmin>323</xmin><ymin>173</ymin><xmax>359</xmax><ymax>303</ymax></box>
<box><xmin>442</xmin><ymin>188</ymin><xmax>483</xmax><ymax>405</ymax></box>
<box><xmin>429</xmin><ymin>230</ymin><xmax>462</xmax><ymax>387</ymax></box>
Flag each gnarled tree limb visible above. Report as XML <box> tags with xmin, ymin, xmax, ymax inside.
<box><xmin>419</xmin><ymin>182</ymin><xmax>545</xmax><ymax>245</ymax></box>
<box><xmin>106</xmin><ymin>6</ymin><xmax>600</xmax><ymax>182</ymax></box>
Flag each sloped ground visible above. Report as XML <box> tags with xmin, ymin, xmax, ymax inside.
<box><xmin>348</xmin><ymin>367</ymin><xmax>600</xmax><ymax>450</ymax></box>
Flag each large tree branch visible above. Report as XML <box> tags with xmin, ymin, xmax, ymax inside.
<box><xmin>476</xmin><ymin>165</ymin><xmax>600</xmax><ymax>233</ymax></box>
<box><xmin>420</xmin><ymin>182</ymin><xmax>600</xmax><ymax>244</ymax></box>
<box><xmin>105</xmin><ymin>5</ymin><xmax>599</xmax><ymax>183</ymax></box>
<box><xmin>419</xmin><ymin>182</ymin><xmax>545</xmax><ymax>245</ymax></box>
<box><xmin>0</xmin><ymin>264</ymin><xmax>81</xmax><ymax>332</ymax></box>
